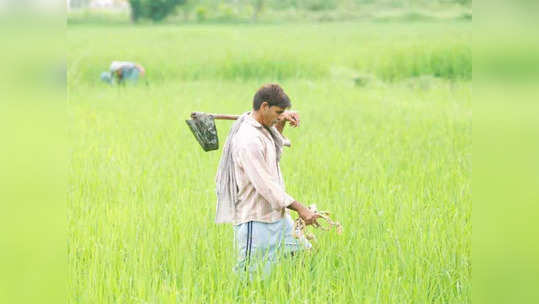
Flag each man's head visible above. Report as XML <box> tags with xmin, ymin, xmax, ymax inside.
<box><xmin>135</xmin><ymin>64</ymin><xmax>146</xmax><ymax>77</ymax></box>
<box><xmin>252</xmin><ymin>83</ymin><xmax>291</xmax><ymax>127</ymax></box>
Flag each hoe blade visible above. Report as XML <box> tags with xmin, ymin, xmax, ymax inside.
<box><xmin>186</xmin><ymin>113</ymin><xmax>219</xmax><ymax>151</ymax></box>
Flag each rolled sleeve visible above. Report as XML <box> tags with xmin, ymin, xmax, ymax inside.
<box><xmin>237</xmin><ymin>139</ymin><xmax>295</xmax><ymax>210</ymax></box>
<box><xmin>272</xmin><ymin>126</ymin><xmax>291</xmax><ymax>147</ymax></box>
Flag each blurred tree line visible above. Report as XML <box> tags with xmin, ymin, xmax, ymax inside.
<box><xmin>129</xmin><ymin>0</ymin><xmax>186</xmax><ymax>22</ymax></box>
<box><xmin>70</xmin><ymin>0</ymin><xmax>472</xmax><ymax>23</ymax></box>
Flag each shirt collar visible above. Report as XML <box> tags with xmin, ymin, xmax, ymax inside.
<box><xmin>246</xmin><ymin>112</ymin><xmax>263</xmax><ymax>129</ymax></box>
<box><xmin>246</xmin><ymin>112</ymin><xmax>278</xmax><ymax>142</ymax></box>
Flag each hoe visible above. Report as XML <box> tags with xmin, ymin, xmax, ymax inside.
<box><xmin>186</xmin><ymin>112</ymin><xmax>239</xmax><ymax>151</ymax></box>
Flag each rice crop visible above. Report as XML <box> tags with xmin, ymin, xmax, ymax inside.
<box><xmin>68</xmin><ymin>21</ymin><xmax>471</xmax><ymax>303</ymax></box>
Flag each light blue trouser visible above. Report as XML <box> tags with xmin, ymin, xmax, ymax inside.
<box><xmin>233</xmin><ymin>214</ymin><xmax>312</xmax><ymax>277</ymax></box>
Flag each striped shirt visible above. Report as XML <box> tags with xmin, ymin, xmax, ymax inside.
<box><xmin>231</xmin><ymin>114</ymin><xmax>295</xmax><ymax>225</ymax></box>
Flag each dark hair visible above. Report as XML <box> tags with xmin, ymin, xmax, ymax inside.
<box><xmin>252</xmin><ymin>83</ymin><xmax>291</xmax><ymax>110</ymax></box>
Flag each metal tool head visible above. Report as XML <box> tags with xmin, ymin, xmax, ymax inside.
<box><xmin>186</xmin><ymin>112</ymin><xmax>219</xmax><ymax>151</ymax></box>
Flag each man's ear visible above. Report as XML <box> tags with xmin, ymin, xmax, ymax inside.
<box><xmin>261</xmin><ymin>101</ymin><xmax>269</xmax><ymax>111</ymax></box>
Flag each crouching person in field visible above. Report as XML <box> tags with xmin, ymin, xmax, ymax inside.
<box><xmin>215</xmin><ymin>83</ymin><xmax>320</xmax><ymax>279</ymax></box>
<box><xmin>100</xmin><ymin>61</ymin><xmax>145</xmax><ymax>85</ymax></box>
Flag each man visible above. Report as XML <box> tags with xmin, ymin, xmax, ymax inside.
<box><xmin>100</xmin><ymin>61</ymin><xmax>145</xmax><ymax>85</ymax></box>
<box><xmin>215</xmin><ymin>83</ymin><xmax>320</xmax><ymax>276</ymax></box>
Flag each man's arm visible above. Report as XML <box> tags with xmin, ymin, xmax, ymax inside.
<box><xmin>237</xmin><ymin>138</ymin><xmax>320</xmax><ymax>226</ymax></box>
<box><xmin>275</xmin><ymin>111</ymin><xmax>300</xmax><ymax>134</ymax></box>
<box><xmin>237</xmin><ymin>139</ymin><xmax>296</xmax><ymax>211</ymax></box>
<box><xmin>288</xmin><ymin>201</ymin><xmax>320</xmax><ymax>226</ymax></box>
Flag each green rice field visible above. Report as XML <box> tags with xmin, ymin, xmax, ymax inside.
<box><xmin>68</xmin><ymin>21</ymin><xmax>471</xmax><ymax>303</ymax></box>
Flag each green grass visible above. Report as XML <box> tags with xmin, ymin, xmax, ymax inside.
<box><xmin>67</xmin><ymin>22</ymin><xmax>470</xmax><ymax>85</ymax></box>
<box><xmin>68</xmin><ymin>22</ymin><xmax>471</xmax><ymax>303</ymax></box>
<box><xmin>358</xmin><ymin>42</ymin><xmax>471</xmax><ymax>81</ymax></box>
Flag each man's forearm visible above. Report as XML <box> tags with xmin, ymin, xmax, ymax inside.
<box><xmin>275</xmin><ymin>120</ymin><xmax>286</xmax><ymax>134</ymax></box>
<box><xmin>288</xmin><ymin>201</ymin><xmax>319</xmax><ymax>226</ymax></box>
<box><xmin>287</xmin><ymin>201</ymin><xmax>308</xmax><ymax>215</ymax></box>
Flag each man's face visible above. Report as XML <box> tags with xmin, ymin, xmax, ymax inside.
<box><xmin>260</xmin><ymin>103</ymin><xmax>286</xmax><ymax>127</ymax></box>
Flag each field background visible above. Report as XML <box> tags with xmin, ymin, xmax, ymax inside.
<box><xmin>68</xmin><ymin>7</ymin><xmax>471</xmax><ymax>303</ymax></box>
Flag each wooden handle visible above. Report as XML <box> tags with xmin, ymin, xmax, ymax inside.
<box><xmin>211</xmin><ymin>114</ymin><xmax>239</xmax><ymax>120</ymax></box>
<box><xmin>191</xmin><ymin>112</ymin><xmax>239</xmax><ymax>120</ymax></box>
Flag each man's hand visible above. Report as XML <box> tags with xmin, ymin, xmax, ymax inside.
<box><xmin>288</xmin><ymin>201</ymin><xmax>320</xmax><ymax>226</ymax></box>
<box><xmin>298</xmin><ymin>207</ymin><xmax>320</xmax><ymax>227</ymax></box>
<box><xmin>278</xmin><ymin>111</ymin><xmax>300</xmax><ymax>127</ymax></box>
